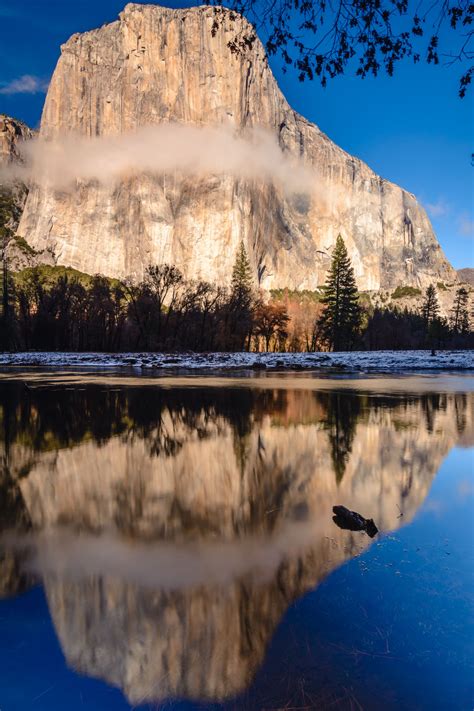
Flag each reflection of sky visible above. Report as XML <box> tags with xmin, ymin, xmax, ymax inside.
<box><xmin>0</xmin><ymin>447</ymin><xmax>472</xmax><ymax>710</ymax></box>
<box><xmin>252</xmin><ymin>446</ymin><xmax>474</xmax><ymax>711</ymax></box>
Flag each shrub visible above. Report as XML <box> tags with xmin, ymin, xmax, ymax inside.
<box><xmin>392</xmin><ymin>285</ymin><xmax>422</xmax><ymax>299</ymax></box>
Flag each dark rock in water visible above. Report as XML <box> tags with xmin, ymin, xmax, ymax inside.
<box><xmin>251</xmin><ymin>362</ymin><xmax>267</xmax><ymax>370</ymax></box>
<box><xmin>365</xmin><ymin>519</ymin><xmax>379</xmax><ymax>538</ymax></box>
<box><xmin>332</xmin><ymin>505</ymin><xmax>379</xmax><ymax>538</ymax></box>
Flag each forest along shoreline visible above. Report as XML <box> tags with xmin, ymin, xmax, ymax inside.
<box><xmin>1</xmin><ymin>239</ymin><xmax>473</xmax><ymax>354</ymax></box>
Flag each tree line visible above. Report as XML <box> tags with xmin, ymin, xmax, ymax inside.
<box><xmin>0</xmin><ymin>235</ymin><xmax>472</xmax><ymax>352</ymax></box>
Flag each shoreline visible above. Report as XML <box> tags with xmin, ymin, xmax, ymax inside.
<box><xmin>0</xmin><ymin>350</ymin><xmax>473</xmax><ymax>373</ymax></box>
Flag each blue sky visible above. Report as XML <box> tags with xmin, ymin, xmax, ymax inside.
<box><xmin>0</xmin><ymin>0</ymin><xmax>473</xmax><ymax>268</ymax></box>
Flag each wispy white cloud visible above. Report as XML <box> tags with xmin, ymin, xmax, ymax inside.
<box><xmin>425</xmin><ymin>197</ymin><xmax>450</xmax><ymax>218</ymax></box>
<box><xmin>0</xmin><ymin>124</ymin><xmax>322</xmax><ymax>197</ymax></box>
<box><xmin>457</xmin><ymin>213</ymin><xmax>474</xmax><ymax>237</ymax></box>
<box><xmin>0</xmin><ymin>74</ymin><xmax>49</xmax><ymax>95</ymax></box>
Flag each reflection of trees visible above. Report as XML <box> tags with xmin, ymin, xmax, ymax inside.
<box><xmin>1</xmin><ymin>378</ymin><xmax>472</xmax><ymax>701</ymax></box>
<box><xmin>315</xmin><ymin>391</ymin><xmax>362</xmax><ymax>484</ymax></box>
<box><xmin>0</xmin><ymin>391</ymin><xmax>32</xmax><ymax>596</ymax></box>
<box><xmin>314</xmin><ymin>391</ymin><xmax>456</xmax><ymax>485</ymax></box>
<box><xmin>421</xmin><ymin>392</ymin><xmax>447</xmax><ymax>433</ymax></box>
<box><xmin>0</xmin><ymin>382</ymin><xmax>295</xmax><ymax>460</ymax></box>
<box><xmin>0</xmin><ymin>382</ymin><xmax>292</xmax><ymax>465</ymax></box>
<box><xmin>1</xmin><ymin>384</ymin><xmax>466</xmax><ymax>492</ymax></box>
<box><xmin>454</xmin><ymin>393</ymin><xmax>467</xmax><ymax>435</ymax></box>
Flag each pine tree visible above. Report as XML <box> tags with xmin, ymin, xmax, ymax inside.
<box><xmin>450</xmin><ymin>286</ymin><xmax>470</xmax><ymax>333</ymax></box>
<box><xmin>228</xmin><ymin>241</ymin><xmax>254</xmax><ymax>350</ymax></box>
<box><xmin>231</xmin><ymin>241</ymin><xmax>253</xmax><ymax>305</ymax></box>
<box><xmin>421</xmin><ymin>284</ymin><xmax>442</xmax><ymax>353</ymax></box>
<box><xmin>317</xmin><ymin>234</ymin><xmax>362</xmax><ymax>351</ymax></box>
<box><xmin>421</xmin><ymin>284</ymin><xmax>440</xmax><ymax>324</ymax></box>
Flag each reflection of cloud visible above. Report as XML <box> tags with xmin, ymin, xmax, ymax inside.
<box><xmin>457</xmin><ymin>214</ymin><xmax>474</xmax><ymax>237</ymax></box>
<box><xmin>3</xmin><ymin>521</ymin><xmax>331</xmax><ymax>591</ymax></box>
<box><xmin>0</xmin><ymin>74</ymin><xmax>49</xmax><ymax>95</ymax></box>
<box><xmin>426</xmin><ymin>198</ymin><xmax>450</xmax><ymax>218</ymax></box>
<box><xmin>457</xmin><ymin>479</ymin><xmax>474</xmax><ymax>499</ymax></box>
<box><xmin>421</xmin><ymin>499</ymin><xmax>444</xmax><ymax>515</ymax></box>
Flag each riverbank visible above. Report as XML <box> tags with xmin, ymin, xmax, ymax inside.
<box><xmin>0</xmin><ymin>349</ymin><xmax>473</xmax><ymax>372</ymax></box>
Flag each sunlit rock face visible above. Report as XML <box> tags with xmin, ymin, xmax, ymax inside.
<box><xmin>1</xmin><ymin>382</ymin><xmax>472</xmax><ymax>703</ymax></box>
<box><xmin>17</xmin><ymin>3</ymin><xmax>455</xmax><ymax>290</ymax></box>
<box><xmin>0</xmin><ymin>115</ymin><xmax>33</xmax><ymax>166</ymax></box>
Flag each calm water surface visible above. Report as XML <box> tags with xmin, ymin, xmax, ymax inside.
<box><xmin>0</xmin><ymin>371</ymin><xmax>473</xmax><ymax>710</ymax></box>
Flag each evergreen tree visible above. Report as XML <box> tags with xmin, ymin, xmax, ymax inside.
<box><xmin>421</xmin><ymin>284</ymin><xmax>440</xmax><ymax>324</ymax></box>
<box><xmin>421</xmin><ymin>284</ymin><xmax>442</xmax><ymax>353</ymax></box>
<box><xmin>231</xmin><ymin>241</ymin><xmax>253</xmax><ymax>305</ymax></box>
<box><xmin>317</xmin><ymin>234</ymin><xmax>362</xmax><ymax>351</ymax></box>
<box><xmin>450</xmin><ymin>286</ymin><xmax>470</xmax><ymax>333</ymax></box>
<box><xmin>228</xmin><ymin>241</ymin><xmax>254</xmax><ymax>350</ymax></box>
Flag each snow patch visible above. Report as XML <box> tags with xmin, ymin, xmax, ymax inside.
<box><xmin>0</xmin><ymin>350</ymin><xmax>473</xmax><ymax>372</ymax></box>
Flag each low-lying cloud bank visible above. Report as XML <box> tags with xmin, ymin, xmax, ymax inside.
<box><xmin>0</xmin><ymin>123</ymin><xmax>319</xmax><ymax>195</ymax></box>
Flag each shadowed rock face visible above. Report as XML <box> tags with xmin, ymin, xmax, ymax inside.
<box><xmin>0</xmin><ymin>115</ymin><xmax>33</xmax><ymax>234</ymax></box>
<box><xmin>0</xmin><ymin>115</ymin><xmax>49</xmax><ymax>270</ymax></box>
<box><xmin>17</xmin><ymin>3</ymin><xmax>454</xmax><ymax>290</ymax></box>
<box><xmin>1</xmin><ymin>380</ymin><xmax>472</xmax><ymax>703</ymax></box>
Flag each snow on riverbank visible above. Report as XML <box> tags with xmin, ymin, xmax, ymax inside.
<box><xmin>0</xmin><ymin>350</ymin><xmax>473</xmax><ymax>372</ymax></box>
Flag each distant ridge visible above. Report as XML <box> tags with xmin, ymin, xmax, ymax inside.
<box><xmin>457</xmin><ymin>268</ymin><xmax>474</xmax><ymax>286</ymax></box>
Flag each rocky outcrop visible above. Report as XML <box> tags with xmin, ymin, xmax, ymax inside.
<box><xmin>0</xmin><ymin>115</ymin><xmax>33</xmax><ymax>166</ymax></box>
<box><xmin>0</xmin><ymin>115</ymin><xmax>55</xmax><ymax>268</ymax></box>
<box><xmin>17</xmin><ymin>3</ymin><xmax>455</xmax><ymax>290</ymax></box>
<box><xmin>0</xmin><ymin>115</ymin><xmax>33</xmax><ymax>234</ymax></box>
<box><xmin>458</xmin><ymin>268</ymin><xmax>474</xmax><ymax>286</ymax></box>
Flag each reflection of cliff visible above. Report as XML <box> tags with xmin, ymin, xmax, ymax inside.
<box><xmin>0</xmin><ymin>381</ymin><xmax>473</xmax><ymax>703</ymax></box>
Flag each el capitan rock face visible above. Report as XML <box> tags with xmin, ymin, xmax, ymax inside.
<box><xmin>18</xmin><ymin>3</ymin><xmax>455</xmax><ymax>290</ymax></box>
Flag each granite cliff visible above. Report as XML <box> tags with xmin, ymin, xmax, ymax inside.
<box><xmin>15</xmin><ymin>3</ymin><xmax>455</xmax><ymax>290</ymax></box>
<box><xmin>0</xmin><ymin>115</ymin><xmax>32</xmax><ymax>235</ymax></box>
<box><xmin>458</xmin><ymin>268</ymin><xmax>474</xmax><ymax>286</ymax></box>
<box><xmin>0</xmin><ymin>115</ymin><xmax>56</xmax><ymax>268</ymax></box>
<box><xmin>0</xmin><ymin>115</ymin><xmax>33</xmax><ymax>167</ymax></box>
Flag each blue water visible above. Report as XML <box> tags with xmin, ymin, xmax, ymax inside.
<box><xmin>0</xmin><ymin>447</ymin><xmax>472</xmax><ymax>711</ymax></box>
<box><xmin>0</xmin><ymin>377</ymin><xmax>473</xmax><ymax>710</ymax></box>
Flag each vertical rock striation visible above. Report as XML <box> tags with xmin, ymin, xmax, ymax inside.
<box><xmin>18</xmin><ymin>3</ymin><xmax>455</xmax><ymax>289</ymax></box>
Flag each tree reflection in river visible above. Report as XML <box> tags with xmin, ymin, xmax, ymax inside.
<box><xmin>0</xmin><ymin>376</ymin><xmax>472</xmax><ymax>707</ymax></box>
